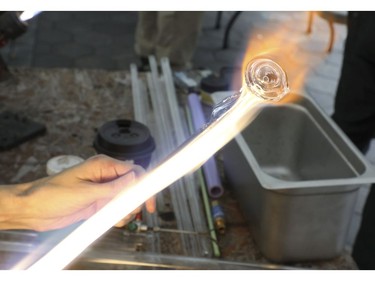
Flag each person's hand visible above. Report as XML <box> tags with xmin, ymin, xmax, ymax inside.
<box><xmin>0</xmin><ymin>154</ymin><xmax>155</xmax><ymax>231</ymax></box>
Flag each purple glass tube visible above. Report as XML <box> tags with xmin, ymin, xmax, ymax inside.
<box><xmin>187</xmin><ymin>93</ymin><xmax>224</xmax><ymax>198</ymax></box>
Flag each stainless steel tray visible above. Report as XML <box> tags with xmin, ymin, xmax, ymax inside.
<box><xmin>223</xmin><ymin>92</ymin><xmax>375</xmax><ymax>262</ymax></box>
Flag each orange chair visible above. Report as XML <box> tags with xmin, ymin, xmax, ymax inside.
<box><xmin>306</xmin><ymin>11</ymin><xmax>348</xmax><ymax>53</ymax></box>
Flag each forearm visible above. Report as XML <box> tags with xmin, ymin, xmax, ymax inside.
<box><xmin>0</xmin><ymin>183</ymin><xmax>29</xmax><ymax>230</ymax></box>
<box><xmin>0</xmin><ymin>155</ymin><xmax>149</xmax><ymax>232</ymax></box>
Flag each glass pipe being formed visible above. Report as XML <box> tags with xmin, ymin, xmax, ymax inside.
<box><xmin>21</xmin><ymin>55</ymin><xmax>290</xmax><ymax>270</ymax></box>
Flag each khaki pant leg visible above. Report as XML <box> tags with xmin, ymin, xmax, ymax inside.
<box><xmin>134</xmin><ymin>11</ymin><xmax>158</xmax><ymax>57</ymax></box>
<box><xmin>155</xmin><ymin>11</ymin><xmax>204</xmax><ymax>68</ymax></box>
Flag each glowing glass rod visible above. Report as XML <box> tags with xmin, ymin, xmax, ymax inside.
<box><xmin>19</xmin><ymin>11</ymin><xmax>41</xmax><ymax>22</ymax></box>
<box><xmin>24</xmin><ymin>56</ymin><xmax>289</xmax><ymax>270</ymax></box>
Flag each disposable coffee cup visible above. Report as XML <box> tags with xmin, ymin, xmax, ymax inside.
<box><xmin>46</xmin><ymin>155</ymin><xmax>85</xmax><ymax>176</ymax></box>
<box><xmin>93</xmin><ymin>119</ymin><xmax>156</xmax><ymax>169</ymax></box>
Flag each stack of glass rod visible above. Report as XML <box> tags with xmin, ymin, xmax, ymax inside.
<box><xmin>130</xmin><ymin>57</ymin><xmax>211</xmax><ymax>257</ymax></box>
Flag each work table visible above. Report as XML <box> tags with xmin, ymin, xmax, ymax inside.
<box><xmin>0</xmin><ymin>67</ymin><xmax>358</xmax><ymax>270</ymax></box>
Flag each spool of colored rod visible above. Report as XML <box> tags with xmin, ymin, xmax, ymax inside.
<box><xmin>211</xmin><ymin>200</ymin><xmax>226</xmax><ymax>234</ymax></box>
<box><xmin>187</xmin><ymin>92</ymin><xmax>224</xmax><ymax>198</ymax></box>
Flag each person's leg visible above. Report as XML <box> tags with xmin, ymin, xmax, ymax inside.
<box><xmin>134</xmin><ymin>12</ymin><xmax>157</xmax><ymax>63</ymax></box>
<box><xmin>352</xmin><ymin>187</ymin><xmax>375</xmax><ymax>269</ymax></box>
<box><xmin>332</xmin><ymin>12</ymin><xmax>375</xmax><ymax>153</ymax></box>
<box><xmin>155</xmin><ymin>11</ymin><xmax>204</xmax><ymax>69</ymax></box>
<box><xmin>332</xmin><ymin>12</ymin><xmax>375</xmax><ymax>269</ymax></box>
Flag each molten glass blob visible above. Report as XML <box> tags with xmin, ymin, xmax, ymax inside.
<box><xmin>244</xmin><ymin>57</ymin><xmax>289</xmax><ymax>102</ymax></box>
<box><xmin>210</xmin><ymin>57</ymin><xmax>289</xmax><ymax>123</ymax></box>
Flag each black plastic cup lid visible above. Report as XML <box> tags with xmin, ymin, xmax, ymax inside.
<box><xmin>200</xmin><ymin>74</ymin><xmax>229</xmax><ymax>93</ymax></box>
<box><xmin>94</xmin><ymin>119</ymin><xmax>155</xmax><ymax>160</ymax></box>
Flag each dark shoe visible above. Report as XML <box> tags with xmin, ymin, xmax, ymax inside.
<box><xmin>138</xmin><ymin>56</ymin><xmax>150</xmax><ymax>72</ymax></box>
